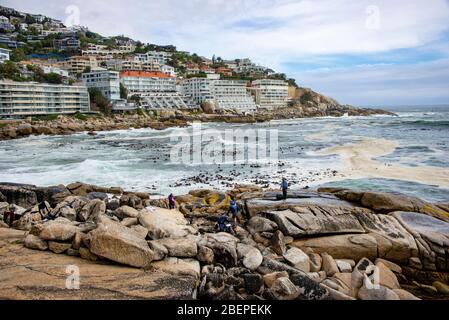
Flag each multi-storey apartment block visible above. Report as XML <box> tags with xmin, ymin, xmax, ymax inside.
<box><xmin>181</xmin><ymin>77</ymin><xmax>214</xmax><ymax>105</ymax></box>
<box><xmin>211</xmin><ymin>80</ymin><xmax>257</xmax><ymax>111</ymax></box>
<box><xmin>182</xmin><ymin>77</ymin><xmax>257</xmax><ymax>112</ymax></box>
<box><xmin>59</xmin><ymin>56</ymin><xmax>99</xmax><ymax>76</ymax></box>
<box><xmin>105</xmin><ymin>59</ymin><xmax>161</xmax><ymax>72</ymax></box>
<box><xmin>120</xmin><ymin>71</ymin><xmax>189</xmax><ymax>110</ymax></box>
<box><xmin>53</xmin><ymin>37</ymin><xmax>81</xmax><ymax>51</ymax></box>
<box><xmin>0</xmin><ymin>80</ymin><xmax>90</xmax><ymax>118</ymax></box>
<box><xmin>134</xmin><ymin>51</ymin><xmax>173</xmax><ymax>65</ymax></box>
<box><xmin>82</xmin><ymin>44</ymin><xmax>136</xmax><ymax>57</ymax></box>
<box><xmin>82</xmin><ymin>67</ymin><xmax>120</xmax><ymax>101</ymax></box>
<box><xmin>250</xmin><ymin>79</ymin><xmax>289</xmax><ymax>109</ymax></box>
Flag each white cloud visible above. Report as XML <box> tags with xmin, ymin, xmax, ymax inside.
<box><xmin>5</xmin><ymin>0</ymin><xmax>449</xmax><ymax>59</ymax></box>
<box><xmin>3</xmin><ymin>0</ymin><xmax>449</xmax><ymax>105</ymax></box>
<box><xmin>295</xmin><ymin>58</ymin><xmax>449</xmax><ymax>106</ymax></box>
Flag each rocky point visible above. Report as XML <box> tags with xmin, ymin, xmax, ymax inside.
<box><xmin>1</xmin><ymin>181</ymin><xmax>448</xmax><ymax>300</ymax></box>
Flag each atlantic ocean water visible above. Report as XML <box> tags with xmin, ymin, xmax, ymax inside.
<box><xmin>0</xmin><ymin>106</ymin><xmax>448</xmax><ymax>202</ymax></box>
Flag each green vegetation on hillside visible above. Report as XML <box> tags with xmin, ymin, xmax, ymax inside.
<box><xmin>88</xmin><ymin>88</ymin><xmax>111</xmax><ymax>114</ymax></box>
<box><xmin>300</xmin><ymin>91</ymin><xmax>314</xmax><ymax>104</ymax></box>
<box><xmin>31</xmin><ymin>114</ymin><xmax>59</xmax><ymax>121</ymax></box>
<box><xmin>0</xmin><ymin>61</ymin><xmax>64</xmax><ymax>84</ymax></box>
<box><xmin>0</xmin><ymin>61</ymin><xmax>23</xmax><ymax>81</ymax></box>
<box><xmin>120</xmin><ymin>83</ymin><xmax>128</xmax><ymax>99</ymax></box>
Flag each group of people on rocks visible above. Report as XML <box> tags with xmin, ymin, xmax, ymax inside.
<box><xmin>166</xmin><ymin>178</ymin><xmax>289</xmax><ymax>235</ymax></box>
<box><xmin>4</xmin><ymin>178</ymin><xmax>289</xmax><ymax>234</ymax></box>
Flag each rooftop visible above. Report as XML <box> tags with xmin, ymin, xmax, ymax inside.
<box><xmin>120</xmin><ymin>70</ymin><xmax>174</xmax><ymax>79</ymax></box>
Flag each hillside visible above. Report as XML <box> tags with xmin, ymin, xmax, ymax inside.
<box><xmin>0</xmin><ymin>4</ymin><xmax>394</xmax><ymax>118</ymax></box>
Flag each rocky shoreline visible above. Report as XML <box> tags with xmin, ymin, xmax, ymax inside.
<box><xmin>0</xmin><ymin>102</ymin><xmax>395</xmax><ymax>142</ymax></box>
<box><xmin>1</xmin><ymin>181</ymin><xmax>449</xmax><ymax>300</ymax></box>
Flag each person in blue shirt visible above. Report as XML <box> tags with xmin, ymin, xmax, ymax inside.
<box><xmin>281</xmin><ymin>178</ymin><xmax>289</xmax><ymax>200</ymax></box>
<box><xmin>229</xmin><ymin>198</ymin><xmax>239</xmax><ymax>229</ymax></box>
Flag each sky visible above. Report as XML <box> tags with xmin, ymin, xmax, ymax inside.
<box><xmin>3</xmin><ymin>0</ymin><xmax>449</xmax><ymax>106</ymax></box>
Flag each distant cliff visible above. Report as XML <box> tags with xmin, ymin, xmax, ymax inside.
<box><xmin>279</xmin><ymin>87</ymin><xmax>396</xmax><ymax>118</ymax></box>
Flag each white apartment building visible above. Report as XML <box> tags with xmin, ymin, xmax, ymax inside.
<box><xmin>120</xmin><ymin>71</ymin><xmax>189</xmax><ymax>110</ymax></box>
<box><xmin>0</xmin><ymin>16</ymin><xmax>9</xmax><ymax>24</ymax></box>
<box><xmin>161</xmin><ymin>65</ymin><xmax>176</xmax><ymax>77</ymax></box>
<box><xmin>0</xmin><ymin>48</ymin><xmax>11</xmax><ymax>63</ymax></box>
<box><xmin>29</xmin><ymin>23</ymin><xmax>44</xmax><ymax>33</ymax></box>
<box><xmin>82</xmin><ymin>67</ymin><xmax>120</xmax><ymax>101</ymax></box>
<box><xmin>211</xmin><ymin>80</ymin><xmax>257</xmax><ymax>111</ymax></box>
<box><xmin>182</xmin><ymin>77</ymin><xmax>257</xmax><ymax>112</ymax></box>
<box><xmin>30</xmin><ymin>14</ymin><xmax>46</xmax><ymax>23</ymax></box>
<box><xmin>106</xmin><ymin>58</ymin><xmax>161</xmax><ymax>72</ymax></box>
<box><xmin>82</xmin><ymin>44</ymin><xmax>135</xmax><ymax>57</ymax></box>
<box><xmin>42</xmin><ymin>66</ymin><xmax>69</xmax><ymax>78</ymax></box>
<box><xmin>0</xmin><ymin>80</ymin><xmax>90</xmax><ymax>118</ymax></box>
<box><xmin>251</xmin><ymin>79</ymin><xmax>289</xmax><ymax>109</ymax></box>
<box><xmin>0</xmin><ymin>21</ymin><xmax>15</xmax><ymax>32</ymax></box>
<box><xmin>141</xmin><ymin>61</ymin><xmax>161</xmax><ymax>72</ymax></box>
<box><xmin>134</xmin><ymin>51</ymin><xmax>173</xmax><ymax>65</ymax></box>
<box><xmin>182</xmin><ymin>77</ymin><xmax>214</xmax><ymax>105</ymax></box>
<box><xmin>106</xmin><ymin>59</ymin><xmax>140</xmax><ymax>71</ymax></box>
<box><xmin>120</xmin><ymin>71</ymin><xmax>177</xmax><ymax>95</ymax></box>
<box><xmin>224</xmin><ymin>60</ymin><xmax>238</xmax><ymax>70</ymax></box>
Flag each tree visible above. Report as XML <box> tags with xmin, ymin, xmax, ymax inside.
<box><xmin>88</xmin><ymin>88</ymin><xmax>111</xmax><ymax>114</ymax></box>
<box><xmin>83</xmin><ymin>66</ymin><xmax>91</xmax><ymax>74</ymax></box>
<box><xmin>25</xmin><ymin>15</ymin><xmax>36</xmax><ymax>24</ymax></box>
<box><xmin>191</xmin><ymin>53</ymin><xmax>202</xmax><ymax>64</ymax></box>
<box><xmin>10</xmin><ymin>48</ymin><xmax>27</xmax><ymax>62</ymax></box>
<box><xmin>287</xmin><ymin>78</ymin><xmax>298</xmax><ymax>88</ymax></box>
<box><xmin>129</xmin><ymin>94</ymin><xmax>141</xmax><ymax>106</ymax></box>
<box><xmin>0</xmin><ymin>61</ymin><xmax>23</xmax><ymax>81</ymax></box>
<box><xmin>43</xmin><ymin>72</ymin><xmax>63</xmax><ymax>84</ymax></box>
<box><xmin>120</xmin><ymin>83</ymin><xmax>128</xmax><ymax>99</ymax></box>
<box><xmin>300</xmin><ymin>91</ymin><xmax>314</xmax><ymax>105</ymax></box>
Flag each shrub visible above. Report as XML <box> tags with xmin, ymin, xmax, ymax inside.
<box><xmin>31</xmin><ymin>114</ymin><xmax>58</xmax><ymax>121</ymax></box>
<box><xmin>300</xmin><ymin>91</ymin><xmax>314</xmax><ymax>104</ymax></box>
<box><xmin>136</xmin><ymin>107</ymin><xmax>145</xmax><ymax>117</ymax></box>
<box><xmin>74</xmin><ymin>112</ymin><xmax>88</xmax><ymax>121</ymax></box>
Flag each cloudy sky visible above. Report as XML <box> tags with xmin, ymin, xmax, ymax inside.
<box><xmin>5</xmin><ymin>0</ymin><xmax>449</xmax><ymax>106</ymax></box>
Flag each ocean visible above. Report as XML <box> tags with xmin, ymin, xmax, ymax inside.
<box><xmin>0</xmin><ymin>106</ymin><xmax>448</xmax><ymax>202</ymax></box>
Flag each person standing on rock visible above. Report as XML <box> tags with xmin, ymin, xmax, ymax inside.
<box><xmin>229</xmin><ymin>197</ymin><xmax>239</xmax><ymax>230</ymax></box>
<box><xmin>281</xmin><ymin>178</ymin><xmax>289</xmax><ymax>200</ymax></box>
<box><xmin>168</xmin><ymin>193</ymin><xmax>175</xmax><ymax>210</ymax></box>
<box><xmin>3</xmin><ymin>205</ymin><xmax>17</xmax><ymax>227</ymax></box>
<box><xmin>38</xmin><ymin>201</ymin><xmax>50</xmax><ymax>219</ymax></box>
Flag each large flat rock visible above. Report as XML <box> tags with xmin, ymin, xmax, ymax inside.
<box><xmin>393</xmin><ymin>211</ymin><xmax>449</xmax><ymax>236</ymax></box>
<box><xmin>139</xmin><ymin>207</ymin><xmax>197</xmax><ymax>239</ymax></box>
<box><xmin>268</xmin><ymin>205</ymin><xmax>365</xmax><ymax>238</ymax></box>
<box><xmin>327</xmin><ymin>189</ymin><xmax>449</xmax><ymax>223</ymax></box>
<box><xmin>245</xmin><ymin>196</ymin><xmax>356</xmax><ymax>217</ymax></box>
<box><xmin>0</xmin><ymin>229</ymin><xmax>196</xmax><ymax>300</ymax></box>
<box><xmin>292</xmin><ymin>234</ymin><xmax>378</xmax><ymax>262</ymax></box>
<box><xmin>355</xmin><ymin>211</ymin><xmax>419</xmax><ymax>264</ymax></box>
